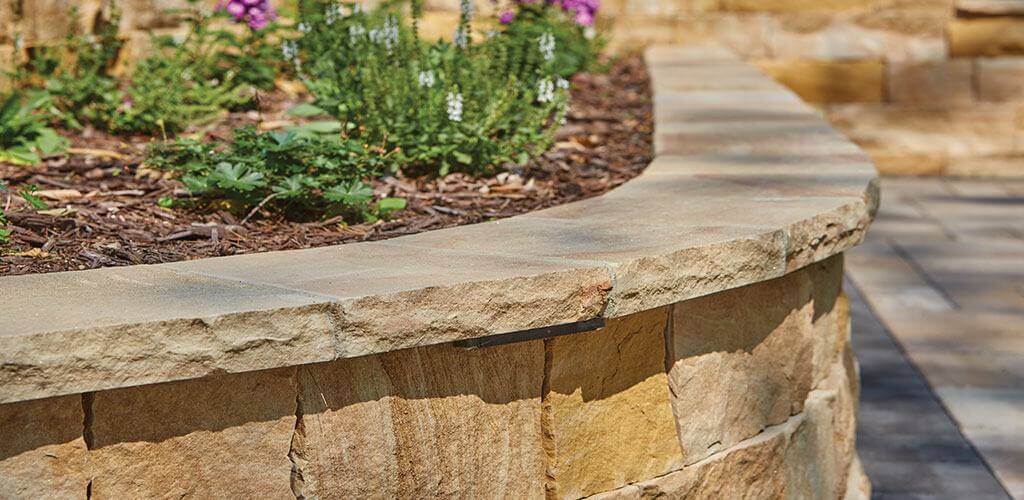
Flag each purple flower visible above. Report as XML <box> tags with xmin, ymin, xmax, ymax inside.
<box><xmin>556</xmin><ymin>0</ymin><xmax>599</xmax><ymax>26</ymax></box>
<box><xmin>218</xmin><ymin>0</ymin><xmax>276</xmax><ymax>30</ymax></box>
<box><xmin>499</xmin><ymin>11</ymin><xmax>516</xmax><ymax>24</ymax></box>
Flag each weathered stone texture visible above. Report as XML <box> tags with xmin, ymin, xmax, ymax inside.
<box><xmin>591</xmin><ymin>356</ymin><xmax>860</xmax><ymax>499</ymax></box>
<box><xmin>87</xmin><ymin>368</ymin><xmax>298</xmax><ymax>498</ymax></box>
<box><xmin>669</xmin><ymin>255</ymin><xmax>847</xmax><ymax>465</ymax></box>
<box><xmin>949</xmin><ymin>18</ymin><xmax>1024</xmax><ymax>57</ymax></box>
<box><xmin>293</xmin><ymin>341</ymin><xmax>546</xmax><ymax>499</ymax></box>
<box><xmin>546</xmin><ymin>307</ymin><xmax>683</xmax><ymax>499</ymax></box>
<box><xmin>976</xmin><ymin>58</ymin><xmax>1024</xmax><ymax>101</ymax></box>
<box><xmin>887</xmin><ymin>60</ymin><xmax>974</xmax><ymax>105</ymax></box>
<box><xmin>826</xmin><ymin>103</ymin><xmax>1022</xmax><ymax>161</ymax></box>
<box><xmin>756</xmin><ymin>59</ymin><xmax>885</xmax><ymax>103</ymax></box>
<box><xmin>0</xmin><ymin>395</ymin><xmax>91</xmax><ymax>499</ymax></box>
<box><xmin>721</xmin><ymin>0</ymin><xmax>873</xmax><ymax>12</ymax></box>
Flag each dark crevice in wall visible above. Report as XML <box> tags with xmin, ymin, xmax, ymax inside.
<box><xmin>288</xmin><ymin>369</ymin><xmax>308</xmax><ymax>499</ymax></box>
<box><xmin>540</xmin><ymin>339</ymin><xmax>556</xmax><ymax>500</ymax></box>
<box><xmin>85</xmin><ymin>479</ymin><xmax>92</xmax><ymax>500</ymax></box>
<box><xmin>81</xmin><ymin>392</ymin><xmax>95</xmax><ymax>450</ymax></box>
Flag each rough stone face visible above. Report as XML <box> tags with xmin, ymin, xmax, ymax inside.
<box><xmin>590</xmin><ymin>357</ymin><xmax>859</xmax><ymax>499</ymax></box>
<box><xmin>87</xmin><ymin>368</ymin><xmax>298</xmax><ymax>498</ymax></box>
<box><xmin>770</xmin><ymin>11</ymin><xmax>946</xmax><ymax>62</ymax></box>
<box><xmin>949</xmin><ymin>18</ymin><xmax>1024</xmax><ymax>57</ymax></box>
<box><xmin>948</xmin><ymin>156</ymin><xmax>1024</xmax><ymax>177</ymax></box>
<box><xmin>668</xmin><ymin>255</ymin><xmax>846</xmax><ymax>465</ymax></box>
<box><xmin>826</xmin><ymin>104</ymin><xmax>1021</xmax><ymax>160</ymax></box>
<box><xmin>546</xmin><ymin>307</ymin><xmax>683</xmax><ymax>498</ymax></box>
<box><xmin>976</xmin><ymin>58</ymin><xmax>1024</xmax><ymax>102</ymax></box>
<box><xmin>0</xmin><ymin>395</ymin><xmax>91</xmax><ymax>498</ymax></box>
<box><xmin>887</xmin><ymin>60</ymin><xmax>974</xmax><ymax>105</ymax></box>
<box><xmin>756</xmin><ymin>59</ymin><xmax>885</xmax><ymax>103</ymax></box>
<box><xmin>293</xmin><ymin>341</ymin><xmax>546</xmax><ymax>499</ymax></box>
<box><xmin>721</xmin><ymin>0</ymin><xmax>872</xmax><ymax>11</ymax></box>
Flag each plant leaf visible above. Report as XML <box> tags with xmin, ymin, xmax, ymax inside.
<box><xmin>287</xmin><ymin>103</ymin><xmax>327</xmax><ymax>118</ymax></box>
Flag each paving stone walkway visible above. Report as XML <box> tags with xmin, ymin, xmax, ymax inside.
<box><xmin>847</xmin><ymin>177</ymin><xmax>1024</xmax><ymax>499</ymax></box>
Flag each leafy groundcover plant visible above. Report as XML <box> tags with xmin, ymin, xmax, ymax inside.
<box><xmin>148</xmin><ymin>125</ymin><xmax>404</xmax><ymax>221</ymax></box>
<box><xmin>24</xmin><ymin>1</ymin><xmax>284</xmax><ymax>135</ymax></box>
<box><xmin>0</xmin><ymin>91</ymin><xmax>69</xmax><ymax>166</ymax></box>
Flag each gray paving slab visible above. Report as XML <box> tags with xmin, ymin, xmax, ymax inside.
<box><xmin>848</xmin><ymin>176</ymin><xmax>1024</xmax><ymax>499</ymax></box>
<box><xmin>848</xmin><ymin>281</ymin><xmax>1009</xmax><ymax>499</ymax></box>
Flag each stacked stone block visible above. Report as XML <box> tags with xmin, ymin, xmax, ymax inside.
<box><xmin>0</xmin><ymin>256</ymin><xmax>866</xmax><ymax>498</ymax></box>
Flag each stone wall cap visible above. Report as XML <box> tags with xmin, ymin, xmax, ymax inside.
<box><xmin>0</xmin><ymin>44</ymin><xmax>878</xmax><ymax>404</ymax></box>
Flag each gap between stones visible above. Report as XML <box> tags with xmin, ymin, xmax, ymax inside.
<box><xmin>288</xmin><ymin>368</ymin><xmax>308</xmax><ymax>499</ymax></box>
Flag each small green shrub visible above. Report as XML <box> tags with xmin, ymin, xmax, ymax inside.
<box><xmin>147</xmin><ymin>125</ymin><xmax>401</xmax><ymax>221</ymax></box>
<box><xmin>28</xmin><ymin>1</ymin><xmax>284</xmax><ymax>135</ymax></box>
<box><xmin>498</xmin><ymin>1</ymin><xmax>605</xmax><ymax>78</ymax></box>
<box><xmin>293</xmin><ymin>0</ymin><xmax>570</xmax><ymax>176</ymax></box>
<box><xmin>0</xmin><ymin>91</ymin><xmax>69</xmax><ymax>165</ymax></box>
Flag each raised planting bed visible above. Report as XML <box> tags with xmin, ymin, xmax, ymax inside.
<box><xmin>0</xmin><ymin>44</ymin><xmax>878</xmax><ymax>499</ymax></box>
<box><xmin>0</xmin><ymin>55</ymin><xmax>651</xmax><ymax>275</ymax></box>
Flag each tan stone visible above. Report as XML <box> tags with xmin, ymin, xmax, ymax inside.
<box><xmin>957</xmin><ymin>0</ymin><xmax>1024</xmax><ymax>15</ymax></box>
<box><xmin>88</xmin><ymin>368</ymin><xmax>298</xmax><ymax>498</ymax></box>
<box><xmin>418</xmin><ymin>11</ymin><xmax>460</xmax><ymax>41</ymax></box>
<box><xmin>757</xmin><ymin>59</ymin><xmax>885</xmax><ymax>103</ymax></box>
<box><xmin>826</xmin><ymin>103</ymin><xmax>1021</xmax><ymax>159</ymax></box>
<box><xmin>546</xmin><ymin>307</ymin><xmax>683</xmax><ymax>498</ymax></box>
<box><xmin>19</xmin><ymin>0</ymin><xmax>76</xmax><ymax>44</ymax></box>
<box><xmin>608</xmin><ymin>16</ymin><xmax>692</xmax><ymax>48</ymax></box>
<box><xmin>591</xmin><ymin>358</ymin><xmax>860</xmax><ymax>499</ymax></box>
<box><xmin>867</xmin><ymin>152</ymin><xmax>948</xmax><ymax>176</ymax></box>
<box><xmin>722</xmin><ymin>0</ymin><xmax>873</xmax><ymax>11</ymax></box>
<box><xmin>771</xmin><ymin>11</ymin><xmax>946</xmax><ymax>62</ymax></box>
<box><xmin>947</xmin><ymin>156</ymin><xmax>1024</xmax><ymax>177</ymax></box>
<box><xmin>977</xmin><ymin>58</ymin><xmax>1024</xmax><ymax>102</ymax></box>
<box><xmin>293</xmin><ymin>341</ymin><xmax>546</xmax><ymax>498</ymax></box>
<box><xmin>949</xmin><ymin>18</ymin><xmax>1024</xmax><ymax>57</ymax></box>
<box><xmin>789</xmin><ymin>350</ymin><xmax>860</xmax><ymax>498</ymax></box>
<box><xmin>0</xmin><ymin>395</ymin><xmax>91</xmax><ymax>498</ymax></box>
<box><xmin>668</xmin><ymin>256</ymin><xmax>847</xmax><ymax>465</ymax></box>
<box><xmin>887</xmin><ymin>60</ymin><xmax>974</xmax><ymax>105</ymax></box>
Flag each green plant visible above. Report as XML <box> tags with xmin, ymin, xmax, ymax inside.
<box><xmin>499</xmin><ymin>1</ymin><xmax>605</xmax><ymax>78</ymax></box>
<box><xmin>164</xmin><ymin>0</ymin><xmax>289</xmax><ymax>91</ymax></box>
<box><xmin>0</xmin><ymin>91</ymin><xmax>69</xmax><ymax>165</ymax></box>
<box><xmin>0</xmin><ymin>183</ymin><xmax>52</xmax><ymax>247</ymax></box>
<box><xmin>147</xmin><ymin>125</ymin><xmax>400</xmax><ymax>221</ymax></box>
<box><xmin>293</xmin><ymin>1</ymin><xmax>571</xmax><ymax>176</ymax></box>
<box><xmin>33</xmin><ymin>2</ymin><xmax>273</xmax><ymax>135</ymax></box>
<box><xmin>0</xmin><ymin>209</ymin><xmax>9</xmax><ymax>246</ymax></box>
<box><xmin>0</xmin><ymin>184</ymin><xmax>9</xmax><ymax>246</ymax></box>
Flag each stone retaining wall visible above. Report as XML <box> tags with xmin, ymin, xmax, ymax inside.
<box><xmin>6</xmin><ymin>0</ymin><xmax>1020</xmax><ymax>176</ymax></box>
<box><xmin>1</xmin><ymin>256</ymin><xmax>868</xmax><ymax>499</ymax></box>
<box><xmin>0</xmin><ymin>44</ymin><xmax>877</xmax><ymax>498</ymax></box>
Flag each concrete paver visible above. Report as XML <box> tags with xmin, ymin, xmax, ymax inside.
<box><xmin>848</xmin><ymin>176</ymin><xmax>1024</xmax><ymax>498</ymax></box>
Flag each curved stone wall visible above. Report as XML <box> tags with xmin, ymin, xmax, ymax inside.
<box><xmin>0</xmin><ymin>45</ymin><xmax>877</xmax><ymax>498</ymax></box>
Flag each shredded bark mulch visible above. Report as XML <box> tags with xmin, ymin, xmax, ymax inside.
<box><xmin>0</xmin><ymin>54</ymin><xmax>652</xmax><ymax>276</ymax></box>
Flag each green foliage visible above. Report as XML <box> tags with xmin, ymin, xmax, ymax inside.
<box><xmin>0</xmin><ymin>91</ymin><xmax>69</xmax><ymax>165</ymax></box>
<box><xmin>500</xmin><ymin>3</ymin><xmax>605</xmax><ymax>78</ymax></box>
<box><xmin>0</xmin><ymin>209</ymin><xmax>9</xmax><ymax>246</ymax></box>
<box><xmin>0</xmin><ymin>184</ymin><xmax>9</xmax><ymax>246</ymax></box>
<box><xmin>31</xmin><ymin>1</ymin><xmax>284</xmax><ymax>135</ymax></box>
<box><xmin>0</xmin><ymin>183</ymin><xmax>53</xmax><ymax>248</ymax></box>
<box><xmin>293</xmin><ymin>1</ymin><xmax>570</xmax><ymax>176</ymax></box>
<box><xmin>147</xmin><ymin>125</ymin><xmax>397</xmax><ymax>220</ymax></box>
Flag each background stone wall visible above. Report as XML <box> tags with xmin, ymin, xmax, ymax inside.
<box><xmin>3</xmin><ymin>0</ymin><xmax>1023</xmax><ymax>176</ymax></box>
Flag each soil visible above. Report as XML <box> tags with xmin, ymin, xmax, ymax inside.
<box><xmin>0</xmin><ymin>54</ymin><xmax>652</xmax><ymax>276</ymax></box>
